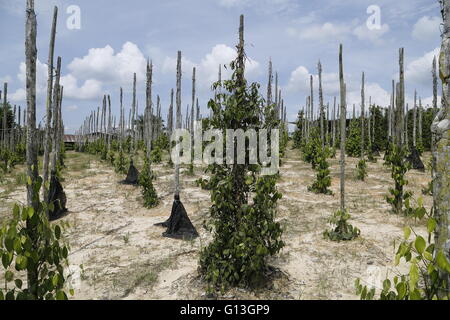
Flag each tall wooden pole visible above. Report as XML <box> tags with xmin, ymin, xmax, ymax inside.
<box><xmin>175</xmin><ymin>51</ymin><xmax>182</xmax><ymax>197</ymax></box>
<box><xmin>43</xmin><ymin>6</ymin><xmax>58</xmax><ymax>194</ymax></box>
<box><xmin>339</xmin><ymin>44</ymin><xmax>346</xmax><ymax>212</ymax></box>
<box><xmin>25</xmin><ymin>0</ymin><xmax>39</xmax><ymax>296</ymax></box>
<box><xmin>432</xmin><ymin>0</ymin><xmax>450</xmax><ymax>295</ymax></box>
<box><xmin>361</xmin><ymin>72</ymin><xmax>365</xmax><ymax>159</ymax></box>
<box><xmin>50</xmin><ymin>57</ymin><xmax>61</xmax><ymax>174</ymax></box>
<box><xmin>318</xmin><ymin>61</ymin><xmax>324</xmax><ymax>148</ymax></box>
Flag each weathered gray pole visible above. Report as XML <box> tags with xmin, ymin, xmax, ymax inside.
<box><xmin>25</xmin><ymin>0</ymin><xmax>39</xmax><ymax>296</ymax></box>
<box><xmin>339</xmin><ymin>44</ymin><xmax>346</xmax><ymax>212</ymax></box>
<box><xmin>175</xmin><ymin>51</ymin><xmax>182</xmax><ymax>197</ymax></box>
<box><xmin>413</xmin><ymin>90</ymin><xmax>417</xmax><ymax>147</ymax></box>
<box><xmin>50</xmin><ymin>57</ymin><xmax>61</xmax><ymax>174</ymax></box>
<box><xmin>132</xmin><ymin>73</ymin><xmax>136</xmax><ymax>153</ymax></box>
<box><xmin>361</xmin><ymin>72</ymin><xmax>365</xmax><ymax>159</ymax></box>
<box><xmin>267</xmin><ymin>59</ymin><xmax>273</xmax><ymax>106</ymax></box>
<box><xmin>43</xmin><ymin>6</ymin><xmax>58</xmax><ymax>194</ymax></box>
<box><xmin>318</xmin><ymin>61</ymin><xmax>324</xmax><ymax>148</ymax></box>
<box><xmin>432</xmin><ymin>0</ymin><xmax>450</xmax><ymax>295</ymax></box>
<box><xmin>2</xmin><ymin>83</ymin><xmax>8</xmax><ymax>149</ymax></box>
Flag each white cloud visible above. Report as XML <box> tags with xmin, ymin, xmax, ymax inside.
<box><xmin>161</xmin><ymin>44</ymin><xmax>260</xmax><ymax>87</ymax></box>
<box><xmin>66</xmin><ymin>105</ymin><xmax>79</xmax><ymax>111</ymax></box>
<box><xmin>287</xmin><ymin>23</ymin><xmax>350</xmax><ymax>42</ymax></box>
<box><xmin>9</xmin><ymin>57</ymin><xmax>104</xmax><ymax>103</ymax></box>
<box><xmin>405</xmin><ymin>47</ymin><xmax>440</xmax><ymax>86</ymax></box>
<box><xmin>285</xmin><ymin>65</ymin><xmax>340</xmax><ymax>97</ymax></box>
<box><xmin>347</xmin><ymin>82</ymin><xmax>390</xmax><ymax>108</ymax></box>
<box><xmin>60</xmin><ymin>75</ymin><xmax>103</xmax><ymax>100</ymax></box>
<box><xmin>68</xmin><ymin>42</ymin><xmax>147</xmax><ymax>85</ymax></box>
<box><xmin>353</xmin><ymin>23</ymin><xmax>390</xmax><ymax>44</ymax></box>
<box><xmin>217</xmin><ymin>0</ymin><xmax>298</xmax><ymax>13</ymax></box>
<box><xmin>412</xmin><ymin>16</ymin><xmax>441</xmax><ymax>41</ymax></box>
<box><xmin>10</xmin><ymin>59</ymin><xmax>47</xmax><ymax>102</ymax></box>
<box><xmin>0</xmin><ymin>75</ymin><xmax>12</xmax><ymax>84</ymax></box>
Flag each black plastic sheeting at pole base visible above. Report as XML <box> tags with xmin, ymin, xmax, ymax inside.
<box><xmin>406</xmin><ymin>146</ymin><xmax>425</xmax><ymax>171</ymax></box>
<box><xmin>155</xmin><ymin>194</ymin><xmax>199</xmax><ymax>240</ymax></box>
<box><xmin>121</xmin><ymin>159</ymin><xmax>140</xmax><ymax>185</ymax></box>
<box><xmin>48</xmin><ymin>171</ymin><xmax>68</xmax><ymax>221</ymax></box>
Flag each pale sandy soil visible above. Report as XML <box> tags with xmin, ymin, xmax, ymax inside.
<box><xmin>0</xmin><ymin>145</ymin><xmax>432</xmax><ymax>300</ymax></box>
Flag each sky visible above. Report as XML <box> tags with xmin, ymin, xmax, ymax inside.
<box><xmin>0</xmin><ymin>0</ymin><xmax>442</xmax><ymax>133</ymax></box>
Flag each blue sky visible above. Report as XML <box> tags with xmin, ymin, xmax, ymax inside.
<box><xmin>0</xmin><ymin>0</ymin><xmax>442</xmax><ymax>133</ymax></box>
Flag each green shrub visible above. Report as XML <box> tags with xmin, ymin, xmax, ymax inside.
<box><xmin>139</xmin><ymin>155</ymin><xmax>158</xmax><ymax>208</ymax></box>
<box><xmin>356</xmin><ymin>159</ymin><xmax>367</xmax><ymax>181</ymax></box>
<box><xmin>323</xmin><ymin>209</ymin><xmax>360</xmax><ymax>241</ymax></box>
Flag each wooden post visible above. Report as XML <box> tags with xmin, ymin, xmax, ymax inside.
<box><xmin>191</xmin><ymin>67</ymin><xmax>196</xmax><ymax>148</ymax></box>
<box><xmin>432</xmin><ymin>1</ymin><xmax>450</xmax><ymax>294</ymax></box>
<box><xmin>267</xmin><ymin>59</ymin><xmax>273</xmax><ymax>106</ymax></box>
<box><xmin>2</xmin><ymin>83</ymin><xmax>8</xmax><ymax>149</ymax></box>
<box><xmin>175</xmin><ymin>51</ymin><xmax>182</xmax><ymax>197</ymax></box>
<box><xmin>145</xmin><ymin>60</ymin><xmax>153</xmax><ymax>155</ymax></box>
<box><xmin>361</xmin><ymin>72</ymin><xmax>365</xmax><ymax>159</ymax></box>
<box><xmin>413</xmin><ymin>90</ymin><xmax>417</xmax><ymax>147</ymax></box>
<box><xmin>418</xmin><ymin>97</ymin><xmax>422</xmax><ymax>147</ymax></box>
<box><xmin>132</xmin><ymin>73</ymin><xmax>136</xmax><ymax>154</ymax></box>
<box><xmin>318</xmin><ymin>61</ymin><xmax>324</xmax><ymax>148</ymax></box>
<box><xmin>339</xmin><ymin>44</ymin><xmax>346</xmax><ymax>212</ymax></box>
<box><xmin>43</xmin><ymin>6</ymin><xmax>58</xmax><ymax>194</ymax></box>
<box><xmin>310</xmin><ymin>75</ymin><xmax>314</xmax><ymax>130</ymax></box>
<box><xmin>332</xmin><ymin>96</ymin><xmax>336</xmax><ymax>147</ymax></box>
<box><xmin>25</xmin><ymin>0</ymin><xmax>39</xmax><ymax>297</ymax></box>
<box><xmin>50</xmin><ymin>57</ymin><xmax>61</xmax><ymax>174</ymax></box>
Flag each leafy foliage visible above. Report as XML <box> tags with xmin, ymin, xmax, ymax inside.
<box><xmin>139</xmin><ymin>154</ymin><xmax>159</xmax><ymax>208</ymax></box>
<box><xmin>150</xmin><ymin>146</ymin><xmax>162</xmax><ymax>164</ymax></box>
<box><xmin>0</xmin><ymin>178</ymin><xmax>72</xmax><ymax>300</ymax></box>
<box><xmin>301</xmin><ymin>127</ymin><xmax>321</xmax><ymax>169</ymax></box>
<box><xmin>308</xmin><ymin>146</ymin><xmax>332</xmax><ymax>195</ymax></box>
<box><xmin>385</xmin><ymin>143</ymin><xmax>411</xmax><ymax>215</ymax></box>
<box><xmin>355</xmin><ymin>201</ymin><xmax>450</xmax><ymax>300</ymax></box>
<box><xmin>114</xmin><ymin>148</ymin><xmax>128</xmax><ymax>174</ymax></box>
<box><xmin>356</xmin><ymin>159</ymin><xmax>367</xmax><ymax>181</ymax></box>
<box><xmin>345</xmin><ymin>119</ymin><xmax>362</xmax><ymax>157</ymax></box>
<box><xmin>292</xmin><ymin>110</ymin><xmax>305</xmax><ymax>149</ymax></box>
<box><xmin>198</xmin><ymin>41</ymin><xmax>284</xmax><ymax>293</ymax></box>
<box><xmin>323</xmin><ymin>210</ymin><xmax>360</xmax><ymax>242</ymax></box>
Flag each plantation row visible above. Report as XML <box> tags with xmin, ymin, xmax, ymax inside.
<box><xmin>0</xmin><ymin>0</ymin><xmax>449</xmax><ymax>300</ymax></box>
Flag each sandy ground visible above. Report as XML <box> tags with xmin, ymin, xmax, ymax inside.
<box><xmin>0</xmin><ymin>145</ymin><xmax>432</xmax><ymax>300</ymax></box>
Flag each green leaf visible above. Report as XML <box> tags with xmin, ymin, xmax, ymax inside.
<box><xmin>423</xmin><ymin>251</ymin><xmax>433</xmax><ymax>261</ymax></box>
<box><xmin>2</xmin><ymin>252</ymin><xmax>12</xmax><ymax>269</ymax></box>
<box><xmin>12</xmin><ymin>204</ymin><xmax>20</xmax><ymax>218</ymax></box>
<box><xmin>28</xmin><ymin>207</ymin><xmax>34</xmax><ymax>219</ymax></box>
<box><xmin>55</xmin><ymin>225</ymin><xmax>61</xmax><ymax>240</ymax></box>
<box><xmin>5</xmin><ymin>270</ymin><xmax>14</xmax><ymax>282</ymax></box>
<box><xmin>403</xmin><ymin>226</ymin><xmax>411</xmax><ymax>240</ymax></box>
<box><xmin>69</xmin><ymin>289</ymin><xmax>74</xmax><ymax>296</ymax></box>
<box><xmin>414</xmin><ymin>236</ymin><xmax>426</xmax><ymax>255</ymax></box>
<box><xmin>55</xmin><ymin>291</ymin><xmax>66</xmax><ymax>300</ymax></box>
<box><xmin>21</xmin><ymin>208</ymin><xmax>28</xmax><ymax>221</ymax></box>
<box><xmin>52</xmin><ymin>274</ymin><xmax>59</xmax><ymax>287</ymax></box>
<box><xmin>436</xmin><ymin>250</ymin><xmax>450</xmax><ymax>272</ymax></box>
<box><xmin>427</xmin><ymin>218</ymin><xmax>437</xmax><ymax>234</ymax></box>
<box><xmin>409</xmin><ymin>263</ymin><xmax>419</xmax><ymax>288</ymax></box>
<box><xmin>4</xmin><ymin>237</ymin><xmax>14</xmax><ymax>252</ymax></box>
<box><xmin>396</xmin><ymin>282</ymin><xmax>406</xmax><ymax>299</ymax></box>
<box><xmin>14</xmin><ymin>279</ymin><xmax>22</xmax><ymax>289</ymax></box>
<box><xmin>0</xmin><ymin>290</ymin><xmax>4</xmax><ymax>300</ymax></box>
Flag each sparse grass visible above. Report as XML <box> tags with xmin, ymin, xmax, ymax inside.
<box><xmin>123</xmin><ymin>232</ymin><xmax>130</xmax><ymax>244</ymax></box>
